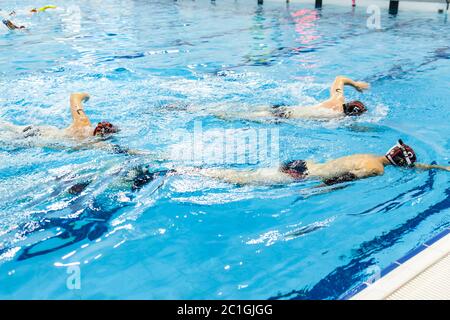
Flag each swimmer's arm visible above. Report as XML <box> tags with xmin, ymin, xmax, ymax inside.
<box><xmin>330</xmin><ymin>76</ymin><xmax>369</xmax><ymax>99</ymax></box>
<box><xmin>198</xmin><ymin>168</ymin><xmax>253</xmax><ymax>184</ymax></box>
<box><xmin>69</xmin><ymin>93</ymin><xmax>91</xmax><ymax>127</ymax></box>
<box><xmin>81</xmin><ymin>141</ymin><xmax>137</xmax><ymax>155</ymax></box>
<box><xmin>322</xmin><ymin>173</ymin><xmax>359</xmax><ymax>186</ymax></box>
<box><xmin>414</xmin><ymin>163</ymin><xmax>450</xmax><ymax>172</ymax></box>
<box><xmin>213</xmin><ymin>105</ymin><xmax>275</xmax><ymax>122</ymax></box>
<box><xmin>83</xmin><ymin>141</ymin><xmax>167</xmax><ymax>159</ymax></box>
<box><xmin>198</xmin><ymin>167</ymin><xmax>290</xmax><ymax>185</ymax></box>
<box><xmin>38</xmin><ymin>140</ymin><xmax>166</xmax><ymax>159</ymax></box>
<box><xmin>321</xmin><ymin>166</ymin><xmax>383</xmax><ymax>185</ymax></box>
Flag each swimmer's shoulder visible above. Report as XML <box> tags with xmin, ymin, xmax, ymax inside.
<box><xmin>318</xmin><ymin>99</ymin><xmax>345</xmax><ymax>113</ymax></box>
<box><xmin>335</xmin><ymin>153</ymin><xmax>382</xmax><ymax>167</ymax></box>
<box><xmin>288</xmin><ymin>104</ymin><xmax>343</xmax><ymax>119</ymax></box>
<box><xmin>351</xmin><ymin>154</ymin><xmax>384</xmax><ymax>176</ymax></box>
<box><xmin>64</xmin><ymin>124</ymin><xmax>94</xmax><ymax>139</ymax></box>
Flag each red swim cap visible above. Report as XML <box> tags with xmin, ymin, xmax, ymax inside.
<box><xmin>93</xmin><ymin>121</ymin><xmax>118</xmax><ymax>136</ymax></box>
<box><xmin>343</xmin><ymin>100</ymin><xmax>367</xmax><ymax>116</ymax></box>
<box><xmin>385</xmin><ymin>139</ymin><xmax>417</xmax><ymax>167</ymax></box>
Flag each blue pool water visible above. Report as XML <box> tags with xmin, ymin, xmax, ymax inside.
<box><xmin>0</xmin><ymin>0</ymin><xmax>449</xmax><ymax>299</ymax></box>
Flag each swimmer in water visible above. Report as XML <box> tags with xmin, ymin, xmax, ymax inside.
<box><xmin>1</xmin><ymin>93</ymin><xmax>144</xmax><ymax>155</ymax></box>
<box><xmin>1</xmin><ymin>19</ymin><xmax>25</xmax><ymax>30</ymax></box>
<box><xmin>186</xmin><ymin>140</ymin><xmax>450</xmax><ymax>186</ymax></box>
<box><xmin>29</xmin><ymin>5</ymin><xmax>57</xmax><ymax>13</ymax></box>
<box><xmin>1</xmin><ymin>5</ymin><xmax>56</xmax><ymax>30</ymax></box>
<box><xmin>67</xmin><ymin>140</ymin><xmax>449</xmax><ymax>195</ymax></box>
<box><xmin>215</xmin><ymin>76</ymin><xmax>370</xmax><ymax>121</ymax></box>
<box><xmin>6</xmin><ymin>5</ymin><xmax>57</xmax><ymax>16</ymax></box>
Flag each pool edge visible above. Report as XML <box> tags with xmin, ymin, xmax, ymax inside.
<box><xmin>341</xmin><ymin>227</ymin><xmax>450</xmax><ymax>300</ymax></box>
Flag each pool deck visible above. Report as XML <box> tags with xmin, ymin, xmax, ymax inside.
<box><xmin>349</xmin><ymin>229</ymin><xmax>450</xmax><ymax>300</ymax></box>
<box><xmin>269</xmin><ymin>0</ymin><xmax>449</xmax><ymax>13</ymax></box>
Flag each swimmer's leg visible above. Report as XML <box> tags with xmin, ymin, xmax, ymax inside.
<box><xmin>66</xmin><ymin>167</ymin><xmax>175</xmax><ymax>196</ymax></box>
<box><xmin>214</xmin><ymin>105</ymin><xmax>277</xmax><ymax>122</ymax></box>
<box><xmin>0</xmin><ymin>121</ymin><xmax>27</xmax><ymax>133</ymax></box>
<box><xmin>197</xmin><ymin>167</ymin><xmax>292</xmax><ymax>185</ymax></box>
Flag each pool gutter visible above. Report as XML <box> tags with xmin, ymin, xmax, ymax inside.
<box><xmin>342</xmin><ymin>228</ymin><xmax>450</xmax><ymax>300</ymax></box>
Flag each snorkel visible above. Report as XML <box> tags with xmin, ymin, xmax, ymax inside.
<box><xmin>385</xmin><ymin>139</ymin><xmax>417</xmax><ymax>167</ymax></box>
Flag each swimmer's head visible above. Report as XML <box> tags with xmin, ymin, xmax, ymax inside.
<box><xmin>385</xmin><ymin>139</ymin><xmax>417</xmax><ymax>167</ymax></box>
<box><xmin>343</xmin><ymin>100</ymin><xmax>367</xmax><ymax>116</ymax></box>
<box><xmin>93</xmin><ymin>121</ymin><xmax>119</xmax><ymax>137</ymax></box>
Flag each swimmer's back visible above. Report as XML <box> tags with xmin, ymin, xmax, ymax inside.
<box><xmin>288</xmin><ymin>105</ymin><xmax>342</xmax><ymax>119</ymax></box>
<box><xmin>307</xmin><ymin>154</ymin><xmax>384</xmax><ymax>179</ymax></box>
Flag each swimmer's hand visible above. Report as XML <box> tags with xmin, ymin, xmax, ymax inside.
<box><xmin>355</xmin><ymin>81</ymin><xmax>369</xmax><ymax>92</ymax></box>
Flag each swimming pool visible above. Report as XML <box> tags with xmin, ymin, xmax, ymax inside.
<box><xmin>0</xmin><ymin>0</ymin><xmax>449</xmax><ymax>299</ymax></box>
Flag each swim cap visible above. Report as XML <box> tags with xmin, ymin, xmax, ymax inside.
<box><xmin>385</xmin><ymin>139</ymin><xmax>417</xmax><ymax>167</ymax></box>
<box><xmin>93</xmin><ymin>121</ymin><xmax>118</xmax><ymax>136</ymax></box>
<box><xmin>343</xmin><ymin>100</ymin><xmax>367</xmax><ymax>116</ymax></box>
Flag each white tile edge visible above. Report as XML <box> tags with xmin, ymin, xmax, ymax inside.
<box><xmin>351</xmin><ymin>233</ymin><xmax>450</xmax><ymax>300</ymax></box>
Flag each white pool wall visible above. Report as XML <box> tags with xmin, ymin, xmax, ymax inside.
<box><xmin>351</xmin><ymin>232</ymin><xmax>450</xmax><ymax>300</ymax></box>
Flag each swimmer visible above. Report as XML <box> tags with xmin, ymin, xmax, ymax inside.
<box><xmin>215</xmin><ymin>76</ymin><xmax>369</xmax><ymax>121</ymax></box>
<box><xmin>30</xmin><ymin>5</ymin><xmax>57</xmax><ymax>13</ymax></box>
<box><xmin>1</xmin><ymin>18</ymin><xmax>25</xmax><ymax>30</ymax></box>
<box><xmin>1</xmin><ymin>93</ymin><xmax>144</xmax><ymax>155</ymax></box>
<box><xmin>1</xmin><ymin>5</ymin><xmax>56</xmax><ymax>30</ymax></box>
<box><xmin>187</xmin><ymin>140</ymin><xmax>449</xmax><ymax>186</ymax></box>
<box><xmin>6</xmin><ymin>5</ymin><xmax>56</xmax><ymax>15</ymax></box>
<box><xmin>1</xmin><ymin>9</ymin><xmax>24</xmax><ymax>30</ymax></box>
